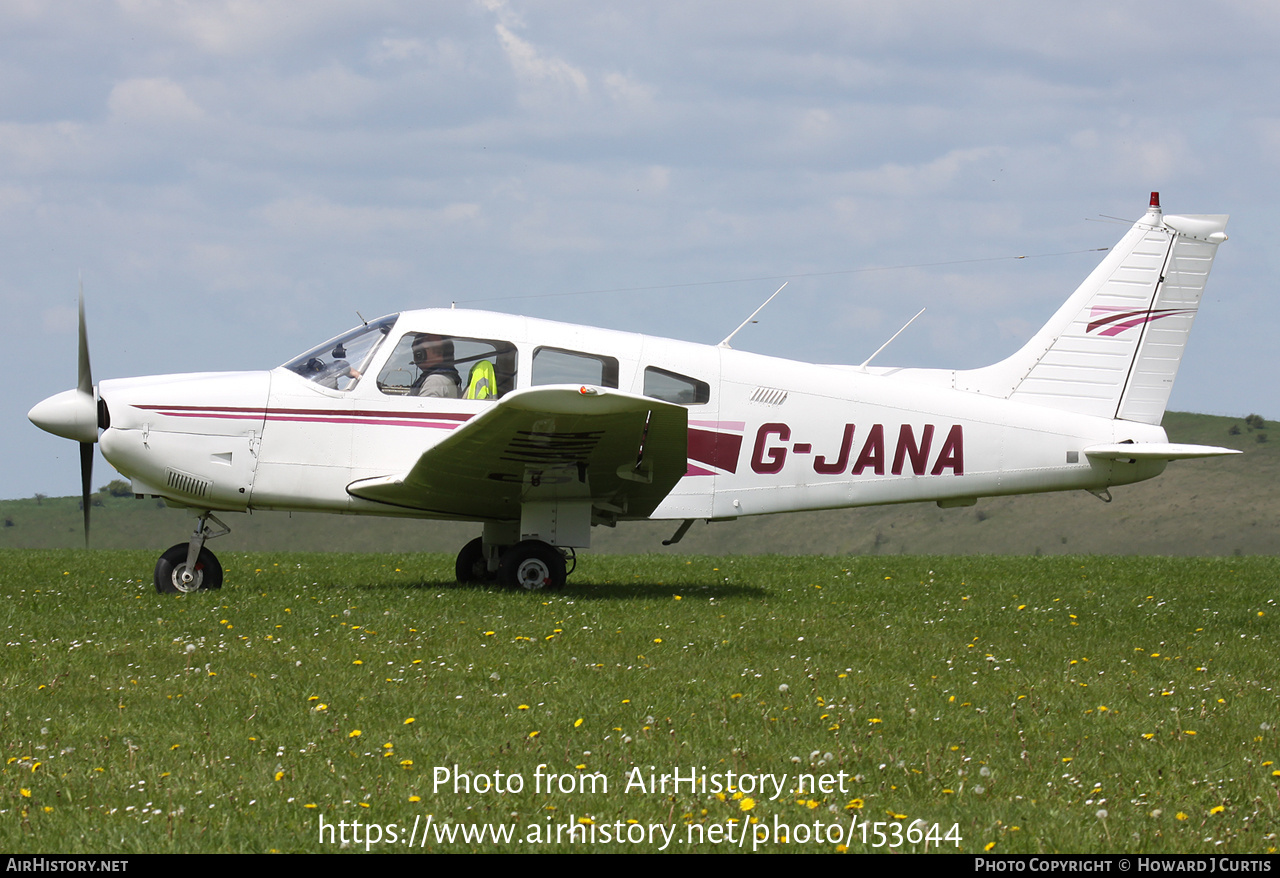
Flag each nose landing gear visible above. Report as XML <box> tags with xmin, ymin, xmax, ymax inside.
<box><xmin>154</xmin><ymin>512</ymin><xmax>229</xmax><ymax>594</ymax></box>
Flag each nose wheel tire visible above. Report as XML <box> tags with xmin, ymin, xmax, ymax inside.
<box><xmin>497</xmin><ymin>540</ymin><xmax>566</xmax><ymax>591</ymax></box>
<box><xmin>154</xmin><ymin>543</ymin><xmax>223</xmax><ymax>594</ymax></box>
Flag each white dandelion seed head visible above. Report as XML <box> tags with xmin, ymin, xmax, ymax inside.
<box><xmin>980</xmin><ymin>766</ymin><xmax>992</xmax><ymax>777</ymax></box>
<box><xmin>1096</xmin><ymin>809</ymin><xmax>1108</xmax><ymax>820</ymax></box>
<box><xmin>778</xmin><ymin>684</ymin><xmax>789</xmax><ymax>693</ymax></box>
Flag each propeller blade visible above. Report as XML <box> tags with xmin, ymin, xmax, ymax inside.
<box><xmin>80</xmin><ymin>441</ymin><xmax>93</xmax><ymax>547</ymax></box>
<box><xmin>77</xmin><ymin>285</ymin><xmax>93</xmax><ymax>397</ymax></box>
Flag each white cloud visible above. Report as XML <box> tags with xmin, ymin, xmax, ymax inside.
<box><xmin>493</xmin><ymin>23</ymin><xmax>589</xmax><ymax>100</ymax></box>
<box><xmin>107</xmin><ymin>77</ymin><xmax>204</xmax><ymax>123</ymax></box>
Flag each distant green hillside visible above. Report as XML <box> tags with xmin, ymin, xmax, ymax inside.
<box><xmin>3</xmin><ymin>412</ymin><xmax>1274</xmax><ymax>557</ymax></box>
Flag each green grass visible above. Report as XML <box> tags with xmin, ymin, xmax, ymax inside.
<box><xmin>1</xmin><ymin>550</ymin><xmax>1277</xmax><ymax>853</ymax></box>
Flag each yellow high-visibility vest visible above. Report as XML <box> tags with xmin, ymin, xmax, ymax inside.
<box><xmin>465</xmin><ymin>360</ymin><xmax>497</xmax><ymax>400</ymax></box>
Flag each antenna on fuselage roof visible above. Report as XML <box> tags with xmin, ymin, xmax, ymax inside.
<box><xmin>859</xmin><ymin>307</ymin><xmax>926</xmax><ymax>370</ymax></box>
<box><xmin>356</xmin><ymin>311</ymin><xmax>369</xmax><ymax>327</ymax></box>
<box><xmin>718</xmin><ymin>282</ymin><xmax>787</xmax><ymax>349</ymax></box>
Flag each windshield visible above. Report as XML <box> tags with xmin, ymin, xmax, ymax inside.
<box><xmin>282</xmin><ymin>314</ymin><xmax>399</xmax><ymax>391</ymax></box>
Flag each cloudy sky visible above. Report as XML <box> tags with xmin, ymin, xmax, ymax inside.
<box><xmin>7</xmin><ymin>1</ymin><xmax>1279</xmax><ymax>500</ymax></box>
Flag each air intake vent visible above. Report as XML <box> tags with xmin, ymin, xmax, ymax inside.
<box><xmin>166</xmin><ymin>468</ymin><xmax>211</xmax><ymax>498</ymax></box>
<box><xmin>749</xmin><ymin>387</ymin><xmax>788</xmax><ymax>406</ymax></box>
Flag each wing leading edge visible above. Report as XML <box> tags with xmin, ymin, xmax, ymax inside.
<box><xmin>346</xmin><ymin>386</ymin><xmax>689</xmax><ymax>525</ymax></box>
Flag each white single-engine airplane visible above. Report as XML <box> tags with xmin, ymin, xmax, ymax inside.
<box><xmin>30</xmin><ymin>193</ymin><xmax>1238</xmax><ymax>593</ymax></box>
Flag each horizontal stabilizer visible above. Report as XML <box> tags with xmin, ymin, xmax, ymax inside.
<box><xmin>1083</xmin><ymin>443</ymin><xmax>1241</xmax><ymax>461</ymax></box>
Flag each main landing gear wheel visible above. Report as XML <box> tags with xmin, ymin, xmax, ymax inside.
<box><xmin>455</xmin><ymin>537</ymin><xmax>492</xmax><ymax>584</ymax></box>
<box><xmin>154</xmin><ymin>543</ymin><xmax>223</xmax><ymax>594</ymax></box>
<box><xmin>497</xmin><ymin>540</ymin><xmax>566</xmax><ymax>591</ymax></box>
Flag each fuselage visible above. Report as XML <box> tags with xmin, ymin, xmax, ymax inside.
<box><xmin>95</xmin><ymin>308</ymin><xmax>1167</xmax><ymax>523</ymax></box>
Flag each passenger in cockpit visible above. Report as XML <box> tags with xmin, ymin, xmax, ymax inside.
<box><xmin>411</xmin><ymin>334</ymin><xmax>462</xmax><ymax>398</ymax></box>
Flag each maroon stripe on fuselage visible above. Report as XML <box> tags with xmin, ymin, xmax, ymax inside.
<box><xmin>134</xmin><ymin>404</ymin><xmax>474</xmax><ymax>428</ymax></box>
<box><xmin>687</xmin><ymin>428</ymin><xmax>742</xmax><ymax>474</ymax></box>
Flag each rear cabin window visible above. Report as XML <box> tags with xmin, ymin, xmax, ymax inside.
<box><xmin>377</xmin><ymin>334</ymin><xmax>516</xmax><ymax>399</ymax></box>
<box><xmin>643</xmin><ymin>366</ymin><xmax>710</xmax><ymax>405</ymax></box>
<box><xmin>531</xmin><ymin>347</ymin><xmax>619</xmax><ymax>388</ymax></box>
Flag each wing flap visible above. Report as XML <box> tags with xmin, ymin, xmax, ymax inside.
<box><xmin>347</xmin><ymin>386</ymin><xmax>688</xmax><ymax>521</ymax></box>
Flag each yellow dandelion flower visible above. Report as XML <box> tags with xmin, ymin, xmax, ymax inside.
<box><xmin>349</xmin><ymin>730</ymin><xmax>362</xmax><ymax>738</ymax></box>
<box><xmin>358</xmin><ymin>802</ymin><xmax>370</xmax><ymax>809</ymax></box>
<box><xmin>1184</xmin><ymin>730</ymin><xmax>1197</xmax><ymax>736</ymax></box>
<box><xmin>578</xmin><ymin>817</ymin><xmax>594</xmax><ymax>825</ymax></box>
<box><xmin>574</xmin><ymin>718</ymin><xmax>583</xmax><ymax>728</ymax></box>
<box><xmin>404</xmin><ymin>717</ymin><xmax>415</xmax><ymax>725</ymax></box>
<box><xmin>653</xmin><ymin>638</ymin><xmax>662</xmax><ymax>643</ymax></box>
<box><xmin>274</xmin><ymin>771</ymin><xmax>284</xmax><ymax>781</ymax></box>
<box><xmin>1176</xmin><ymin>812</ymin><xmax>1188</xmax><ymax>821</ymax></box>
<box><xmin>20</xmin><ymin>789</ymin><xmax>31</xmax><ymax>798</ymax></box>
<box><xmin>845</xmin><ymin>799</ymin><xmax>863</xmax><ymax>810</ymax></box>
<box><xmin>740</xmin><ymin>798</ymin><xmax>755</xmax><ymax>811</ymax></box>
<box><xmin>985</xmin><ymin>842</ymin><xmax>996</xmax><ymax>851</ymax></box>
<box><xmin>409</xmin><ymin>795</ymin><xmax>420</xmax><ymax>803</ymax></box>
<box><xmin>528</xmin><ymin>731</ymin><xmax>539</xmax><ymax>738</ymax></box>
<box><xmin>517</xmin><ymin>704</ymin><xmax>530</xmax><ymax>710</ymax></box>
<box><xmin>352</xmin><ymin>660</ymin><xmax>363</xmax><ymax>665</ymax></box>
<box><xmin>1210</xmin><ymin>805</ymin><xmax>1225</xmax><ymax>815</ymax></box>
<box><xmin>43</xmin><ymin>806</ymin><xmax>53</xmax><ymax>813</ymax></box>
<box><xmin>304</xmin><ymin>803</ymin><xmax>317</xmax><ymax>809</ymax></box>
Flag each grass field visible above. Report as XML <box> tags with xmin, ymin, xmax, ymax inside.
<box><xmin>1</xmin><ymin>549</ymin><xmax>1277</xmax><ymax>854</ymax></box>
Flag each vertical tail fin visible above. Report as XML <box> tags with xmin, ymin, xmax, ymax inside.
<box><xmin>959</xmin><ymin>193</ymin><xmax>1228</xmax><ymax>425</ymax></box>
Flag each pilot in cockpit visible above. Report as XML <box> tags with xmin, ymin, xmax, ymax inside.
<box><xmin>410</xmin><ymin>333</ymin><xmax>462</xmax><ymax>398</ymax></box>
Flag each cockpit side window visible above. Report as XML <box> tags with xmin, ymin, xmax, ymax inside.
<box><xmin>282</xmin><ymin>315</ymin><xmax>398</xmax><ymax>391</ymax></box>
<box><xmin>531</xmin><ymin>347</ymin><xmax>619</xmax><ymax>388</ymax></box>
<box><xmin>643</xmin><ymin>366</ymin><xmax>710</xmax><ymax>405</ymax></box>
<box><xmin>377</xmin><ymin>333</ymin><xmax>516</xmax><ymax>399</ymax></box>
